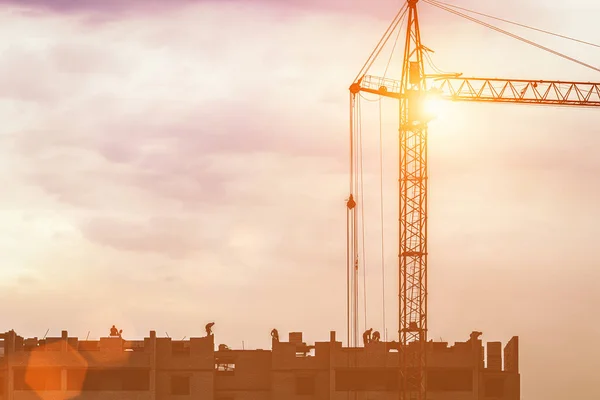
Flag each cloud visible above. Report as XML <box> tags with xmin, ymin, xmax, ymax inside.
<box><xmin>0</xmin><ymin>0</ymin><xmax>183</xmax><ymax>14</ymax></box>
<box><xmin>0</xmin><ymin>0</ymin><xmax>404</xmax><ymax>18</ymax></box>
<box><xmin>2</xmin><ymin>3</ymin><xmax>600</xmax><ymax>400</ymax></box>
<box><xmin>79</xmin><ymin>216</ymin><xmax>203</xmax><ymax>258</ymax></box>
<box><xmin>0</xmin><ymin>1</ymin><xmax>372</xmax><ymax>278</ymax></box>
<box><xmin>1</xmin><ymin>2</ymin><xmax>362</xmax><ymax>220</ymax></box>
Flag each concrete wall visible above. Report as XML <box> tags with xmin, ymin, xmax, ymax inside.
<box><xmin>0</xmin><ymin>330</ymin><xmax>520</xmax><ymax>400</ymax></box>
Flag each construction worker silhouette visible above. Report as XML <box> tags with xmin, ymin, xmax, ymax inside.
<box><xmin>205</xmin><ymin>322</ymin><xmax>215</xmax><ymax>336</ymax></box>
<box><xmin>362</xmin><ymin>328</ymin><xmax>373</xmax><ymax>346</ymax></box>
<box><xmin>372</xmin><ymin>331</ymin><xmax>381</xmax><ymax>342</ymax></box>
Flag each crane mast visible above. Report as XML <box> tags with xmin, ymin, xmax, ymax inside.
<box><xmin>397</xmin><ymin>2</ymin><xmax>428</xmax><ymax>400</ymax></box>
<box><xmin>349</xmin><ymin>1</ymin><xmax>429</xmax><ymax>399</ymax></box>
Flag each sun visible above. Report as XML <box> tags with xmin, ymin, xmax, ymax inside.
<box><xmin>409</xmin><ymin>89</ymin><xmax>445</xmax><ymax>124</ymax></box>
<box><xmin>422</xmin><ymin>93</ymin><xmax>445</xmax><ymax>122</ymax></box>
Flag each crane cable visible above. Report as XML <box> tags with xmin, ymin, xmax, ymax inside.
<box><xmin>423</xmin><ymin>50</ymin><xmax>453</xmax><ymax>75</ymax></box>
<box><xmin>358</xmin><ymin>94</ymin><xmax>367</xmax><ymax>335</ymax></box>
<box><xmin>357</xmin><ymin>5</ymin><xmax>409</xmax><ymax>104</ymax></box>
<box><xmin>348</xmin><ymin>91</ymin><xmax>366</xmax><ymax>346</ymax></box>
<box><xmin>427</xmin><ymin>0</ymin><xmax>600</xmax><ymax>49</ymax></box>
<box><xmin>354</xmin><ymin>98</ymin><xmax>360</xmax><ymax>345</ymax></box>
<box><xmin>347</xmin><ymin>93</ymin><xmax>354</xmax><ymax>347</ymax></box>
<box><xmin>377</xmin><ymin>99</ymin><xmax>387</xmax><ymax>342</ymax></box>
<box><xmin>423</xmin><ymin>0</ymin><xmax>600</xmax><ymax>73</ymax></box>
<box><xmin>376</xmin><ymin>3</ymin><xmax>407</xmax><ymax>343</ymax></box>
<box><xmin>353</xmin><ymin>4</ymin><xmax>409</xmax><ymax>84</ymax></box>
<box><xmin>350</xmin><ymin>92</ymin><xmax>365</xmax><ymax>344</ymax></box>
<box><xmin>420</xmin><ymin>2</ymin><xmax>600</xmax><ymax>97</ymax></box>
<box><xmin>352</xmin><ymin>4</ymin><xmax>410</xmax><ymax>341</ymax></box>
<box><xmin>357</xmin><ymin>5</ymin><xmax>409</xmax><ymax>102</ymax></box>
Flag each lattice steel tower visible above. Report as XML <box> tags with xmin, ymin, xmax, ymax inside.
<box><xmin>397</xmin><ymin>2</ymin><xmax>428</xmax><ymax>399</ymax></box>
<box><xmin>349</xmin><ymin>1</ymin><xmax>429</xmax><ymax>399</ymax></box>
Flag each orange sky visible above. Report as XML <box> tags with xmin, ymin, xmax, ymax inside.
<box><xmin>1</xmin><ymin>1</ymin><xmax>600</xmax><ymax>399</ymax></box>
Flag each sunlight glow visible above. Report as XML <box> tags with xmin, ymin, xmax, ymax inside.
<box><xmin>422</xmin><ymin>95</ymin><xmax>444</xmax><ymax>121</ymax></box>
<box><xmin>408</xmin><ymin>89</ymin><xmax>444</xmax><ymax>124</ymax></box>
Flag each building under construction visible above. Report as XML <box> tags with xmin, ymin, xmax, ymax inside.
<box><xmin>0</xmin><ymin>329</ymin><xmax>519</xmax><ymax>400</ymax></box>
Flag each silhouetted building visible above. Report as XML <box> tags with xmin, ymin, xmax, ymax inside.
<box><xmin>0</xmin><ymin>329</ymin><xmax>519</xmax><ymax>399</ymax></box>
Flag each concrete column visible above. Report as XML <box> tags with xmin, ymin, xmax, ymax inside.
<box><xmin>328</xmin><ymin>342</ymin><xmax>336</xmax><ymax>400</ymax></box>
<box><xmin>469</xmin><ymin>332</ymin><xmax>483</xmax><ymax>400</ymax></box>
<box><xmin>61</xmin><ymin>330</ymin><xmax>68</xmax><ymax>352</ymax></box>
<box><xmin>487</xmin><ymin>342</ymin><xmax>502</xmax><ymax>371</ymax></box>
<box><xmin>5</xmin><ymin>331</ymin><xmax>15</xmax><ymax>400</ymax></box>
<box><xmin>5</xmin><ymin>331</ymin><xmax>15</xmax><ymax>355</ymax></box>
<box><xmin>1</xmin><ymin>335</ymin><xmax>7</xmax><ymax>400</ymax></box>
<box><xmin>149</xmin><ymin>331</ymin><xmax>157</xmax><ymax>400</ymax></box>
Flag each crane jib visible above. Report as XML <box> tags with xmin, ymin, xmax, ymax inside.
<box><xmin>358</xmin><ymin>75</ymin><xmax>600</xmax><ymax>107</ymax></box>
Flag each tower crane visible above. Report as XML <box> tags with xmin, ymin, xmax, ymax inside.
<box><xmin>346</xmin><ymin>1</ymin><xmax>600</xmax><ymax>399</ymax></box>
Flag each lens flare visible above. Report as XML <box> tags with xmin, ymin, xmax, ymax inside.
<box><xmin>423</xmin><ymin>96</ymin><xmax>443</xmax><ymax>119</ymax></box>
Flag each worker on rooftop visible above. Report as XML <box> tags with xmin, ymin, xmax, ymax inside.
<box><xmin>205</xmin><ymin>322</ymin><xmax>215</xmax><ymax>336</ymax></box>
<box><xmin>372</xmin><ymin>331</ymin><xmax>381</xmax><ymax>343</ymax></box>
<box><xmin>271</xmin><ymin>328</ymin><xmax>279</xmax><ymax>343</ymax></box>
<box><xmin>362</xmin><ymin>328</ymin><xmax>373</xmax><ymax>346</ymax></box>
